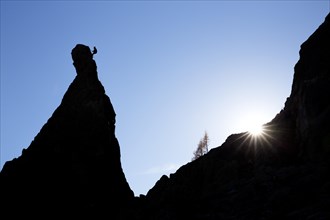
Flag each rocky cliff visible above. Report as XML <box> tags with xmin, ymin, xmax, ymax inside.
<box><xmin>0</xmin><ymin>44</ymin><xmax>134</xmax><ymax>218</ymax></box>
<box><xmin>1</xmin><ymin>13</ymin><xmax>329</xmax><ymax>220</ymax></box>
<box><xmin>138</xmin><ymin>13</ymin><xmax>330</xmax><ymax>220</ymax></box>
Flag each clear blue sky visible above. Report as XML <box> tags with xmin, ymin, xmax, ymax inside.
<box><xmin>1</xmin><ymin>1</ymin><xmax>329</xmax><ymax>196</ymax></box>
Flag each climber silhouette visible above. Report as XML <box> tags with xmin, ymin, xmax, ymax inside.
<box><xmin>92</xmin><ymin>46</ymin><xmax>97</xmax><ymax>56</ymax></box>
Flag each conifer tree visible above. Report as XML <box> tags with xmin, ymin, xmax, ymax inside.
<box><xmin>192</xmin><ymin>131</ymin><xmax>209</xmax><ymax>161</ymax></box>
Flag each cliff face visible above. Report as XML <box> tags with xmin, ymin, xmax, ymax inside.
<box><xmin>0</xmin><ymin>44</ymin><xmax>134</xmax><ymax>217</ymax></box>
<box><xmin>141</xmin><ymin>13</ymin><xmax>330</xmax><ymax>220</ymax></box>
<box><xmin>274</xmin><ymin>13</ymin><xmax>330</xmax><ymax>159</ymax></box>
<box><xmin>1</xmin><ymin>13</ymin><xmax>330</xmax><ymax>220</ymax></box>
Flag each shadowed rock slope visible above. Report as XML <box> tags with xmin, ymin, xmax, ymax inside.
<box><xmin>1</xmin><ymin>13</ymin><xmax>330</xmax><ymax>220</ymax></box>
<box><xmin>137</xmin><ymin>13</ymin><xmax>330</xmax><ymax>220</ymax></box>
<box><xmin>0</xmin><ymin>44</ymin><xmax>134</xmax><ymax>218</ymax></box>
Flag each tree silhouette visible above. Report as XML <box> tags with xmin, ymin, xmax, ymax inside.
<box><xmin>192</xmin><ymin>131</ymin><xmax>209</xmax><ymax>161</ymax></box>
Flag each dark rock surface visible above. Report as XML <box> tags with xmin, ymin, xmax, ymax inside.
<box><xmin>0</xmin><ymin>44</ymin><xmax>134</xmax><ymax>218</ymax></box>
<box><xmin>135</xmin><ymin>13</ymin><xmax>330</xmax><ymax>220</ymax></box>
<box><xmin>1</xmin><ymin>13</ymin><xmax>330</xmax><ymax>219</ymax></box>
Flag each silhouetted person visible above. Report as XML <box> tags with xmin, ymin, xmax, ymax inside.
<box><xmin>92</xmin><ymin>46</ymin><xmax>97</xmax><ymax>56</ymax></box>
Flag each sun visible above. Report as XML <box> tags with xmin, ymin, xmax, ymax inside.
<box><xmin>239</xmin><ymin>112</ymin><xmax>267</xmax><ymax>137</ymax></box>
<box><xmin>247</xmin><ymin>123</ymin><xmax>264</xmax><ymax>136</ymax></box>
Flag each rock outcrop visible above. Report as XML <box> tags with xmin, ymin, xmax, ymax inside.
<box><xmin>1</xmin><ymin>13</ymin><xmax>330</xmax><ymax>220</ymax></box>
<box><xmin>273</xmin><ymin>13</ymin><xmax>330</xmax><ymax>160</ymax></box>
<box><xmin>138</xmin><ymin>13</ymin><xmax>330</xmax><ymax>220</ymax></box>
<box><xmin>0</xmin><ymin>44</ymin><xmax>134</xmax><ymax>218</ymax></box>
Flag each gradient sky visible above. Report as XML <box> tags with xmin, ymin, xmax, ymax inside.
<box><xmin>1</xmin><ymin>1</ymin><xmax>329</xmax><ymax>196</ymax></box>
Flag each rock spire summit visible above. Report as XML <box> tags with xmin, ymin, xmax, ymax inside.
<box><xmin>0</xmin><ymin>44</ymin><xmax>134</xmax><ymax>218</ymax></box>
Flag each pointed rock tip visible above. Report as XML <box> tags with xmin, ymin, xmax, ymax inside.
<box><xmin>71</xmin><ymin>44</ymin><xmax>93</xmax><ymax>64</ymax></box>
<box><xmin>71</xmin><ymin>44</ymin><xmax>97</xmax><ymax>76</ymax></box>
